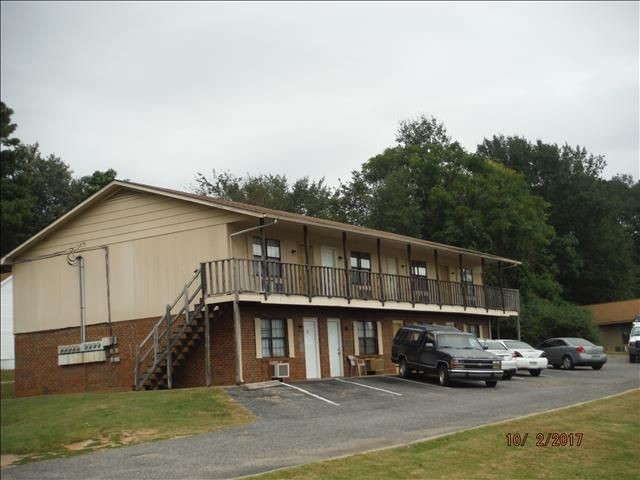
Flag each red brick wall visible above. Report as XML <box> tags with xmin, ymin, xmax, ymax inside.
<box><xmin>15</xmin><ymin>302</ymin><xmax>493</xmax><ymax>396</ymax></box>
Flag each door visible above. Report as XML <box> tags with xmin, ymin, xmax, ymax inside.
<box><xmin>327</xmin><ymin>318</ymin><xmax>343</xmax><ymax>377</ymax></box>
<box><xmin>386</xmin><ymin>257</ymin><xmax>398</xmax><ymax>300</ymax></box>
<box><xmin>439</xmin><ymin>265</ymin><xmax>451</xmax><ymax>304</ymax></box>
<box><xmin>303</xmin><ymin>318</ymin><xmax>321</xmax><ymax>379</ymax></box>
<box><xmin>320</xmin><ymin>246</ymin><xmax>338</xmax><ymax>296</ymax></box>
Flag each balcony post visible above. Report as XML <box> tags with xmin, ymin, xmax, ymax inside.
<box><xmin>499</xmin><ymin>261</ymin><xmax>505</xmax><ymax>313</ymax></box>
<box><xmin>481</xmin><ymin>258</ymin><xmax>489</xmax><ymax>312</ymax></box>
<box><xmin>260</xmin><ymin>218</ymin><xmax>268</xmax><ymax>299</ymax></box>
<box><xmin>304</xmin><ymin>225</ymin><xmax>312</xmax><ymax>302</ymax></box>
<box><xmin>434</xmin><ymin>249</ymin><xmax>442</xmax><ymax>309</ymax></box>
<box><xmin>343</xmin><ymin>231</ymin><xmax>351</xmax><ymax>303</ymax></box>
<box><xmin>407</xmin><ymin>244</ymin><xmax>415</xmax><ymax>307</ymax></box>
<box><xmin>459</xmin><ymin>254</ymin><xmax>467</xmax><ymax>311</ymax></box>
<box><xmin>377</xmin><ymin>238</ymin><xmax>385</xmax><ymax>306</ymax></box>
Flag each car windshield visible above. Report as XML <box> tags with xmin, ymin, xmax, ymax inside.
<box><xmin>565</xmin><ymin>338</ymin><xmax>595</xmax><ymax>346</ymax></box>
<box><xmin>503</xmin><ymin>340</ymin><xmax>534</xmax><ymax>350</ymax></box>
<box><xmin>484</xmin><ymin>340</ymin><xmax>507</xmax><ymax>350</ymax></box>
<box><xmin>438</xmin><ymin>334</ymin><xmax>482</xmax><ymax>350</ymax></box>
<box><xmin>630</xmin><ymin>326</ymin><xmax>640</xmax><ymax>336</ymax></box>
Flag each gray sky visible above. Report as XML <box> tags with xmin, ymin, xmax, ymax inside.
<box><xmin>1</xmin><ymin>1</ymin><xmax>638</xmax><ymax>191</ymax></box>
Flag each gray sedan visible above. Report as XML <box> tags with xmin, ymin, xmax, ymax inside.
<box><xmin>537</xmin><ymin>337</ymin><xmax>607</xmax><ymax>370</ymax></box>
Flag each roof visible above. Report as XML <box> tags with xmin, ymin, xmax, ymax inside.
<box><xmin>582</xmin><ymin>299</ymin><xmax>640</xmax><ymax>326</ymax></box>
<box><xmin>1</xmin><ymin>180</ymin><xmax>522</xmax><ymax>266</ymax></box>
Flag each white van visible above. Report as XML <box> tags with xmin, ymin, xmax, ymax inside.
<box><xmin>629</xmin><ymin>317</ymin><xmax>640</xmax><ymax>363</ymax></box>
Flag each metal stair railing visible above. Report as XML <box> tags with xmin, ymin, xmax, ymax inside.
<box><xmin>134</xmin><ymin>267</ymin><xmax>205</xmax><ymax>390</ymax></box>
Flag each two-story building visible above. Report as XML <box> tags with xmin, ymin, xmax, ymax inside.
<box><xmin>1</xmin><ymin>180</ymin><xmax>520</xmax><ymax>396</ymax></box>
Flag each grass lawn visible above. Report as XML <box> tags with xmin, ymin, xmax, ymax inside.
<box><xmin>257</xmin><ymin>389</ymin><xmax>639</xmax><ymax>480</ymax></box>
<box><xmin>1</xmin><ymin>386</ymin><xmax>254</xmax><ymax>465</ymax></box>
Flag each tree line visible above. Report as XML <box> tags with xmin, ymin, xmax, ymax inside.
<box><xmin>2</xmin><ymin>101</ymin><xmax>637</xmax><ymax>344</ymax></box>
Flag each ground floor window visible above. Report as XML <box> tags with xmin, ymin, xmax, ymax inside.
<box><xmin>466</xmin><ymin>324</ymin><xmax>480</xmax><ymax>337</ymax></box>
<box><xmin>261</xmin><ymin>319</ymin><xmax>287</xmax><ymax>357</ymax></box>
<box><xmin>357</xmin><ymin>320</ymin><xmax>378</xmax><ymax>354</ymax></box>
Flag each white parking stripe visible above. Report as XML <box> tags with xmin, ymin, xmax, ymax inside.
<box><xmin>281</xmin><ymin>382</ymin><xmax>340</xmax><ymax>406</ymax></box>
<box><xmin>335</xmin><ymin>378</ymin><xmax>403</xmax><ymax>396</ymax></box>
<box><xmin>383</xmin><ymin>375</ymin><xmax>438</xmax><ymax>387</ymax></box>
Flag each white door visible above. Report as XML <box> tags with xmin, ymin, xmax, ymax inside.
<box><xmin>327</xmin><ymin>319</ymin><xmax>343</xmax><ymax>377</ymax></box>
<box><xmin>386</xmin><ymin>257</ymin><xmax>398</xmax><ymax>300</ymax></box>
<box><xmin>320</xmin><ymin>246</ymin><xmax>338</xmax><ymax>296</ymax></box>
<box><xmin>303</xmin><ymin>318</ymin><xmax>321</xmax><ymax>379</ymax></box>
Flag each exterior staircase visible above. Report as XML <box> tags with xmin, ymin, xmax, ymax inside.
<box><xmin>134</xmin><ymin>265</ymin><xmax>209</xmax><ymax>390</ymax></box>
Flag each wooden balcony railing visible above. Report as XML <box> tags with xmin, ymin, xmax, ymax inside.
<box><xmin>203</xmin><ymin>258</ymin><xmax>520</xmax><ymax>312</ymax></box>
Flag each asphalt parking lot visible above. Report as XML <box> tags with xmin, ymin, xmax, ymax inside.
<box><xmin>3</xmin><ymin>357</ymin><xmax>639</xmax><ymax>480</ymax></box>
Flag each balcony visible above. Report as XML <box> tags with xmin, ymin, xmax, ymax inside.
<box><xmin>202</xmin><ymin>259</ymin><xmax>520</xmax><ymax>313</ymax></box>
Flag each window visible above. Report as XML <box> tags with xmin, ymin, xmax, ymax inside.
<box><xmin>350</xmin><ymin>251</ymin><xmax>371</xmax><ymax>286</ymax></box>
<box><xmin>467</xmin><ymin>324</ymin><xmax>480</xmax><ymax>337</ymax></box>
<box><xmin>462</xmin><ymin>267</ymin><xmax>476</xmax><ymax>305</ymax></box>
<box><xmin>253</xmin><ymin>237</ymin><xmax>282</xmax><ymax>277</ymax></box>
<box><xmin>411</xmin><ymin>260</ymin><xmax>429</xmax><ymax>303</ymax></box>
<box><xmin>261</xmin><ymin>319</ymin><xmax>287</xmax><ymax>357</ymax></box>
<box><xmin>357</xmin><ymin>320</ymin><xmax>378</xmax><ymax>354</ymax></box>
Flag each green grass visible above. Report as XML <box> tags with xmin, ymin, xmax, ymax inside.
<box><xmin>256</xmin><ymin>389</ymin><xmax>639</xmax><ymax>480</ymax></box>
<box><xmin>1</xmin><ymin>387</ymin><xmax>254</xmax><ymax>464</ymax></box>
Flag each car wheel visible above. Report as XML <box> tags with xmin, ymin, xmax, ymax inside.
<box><xmin>399</xmin><ymin>358</ymin><xmax>409</xmax><ymax>378</ymax></box>
<box><xmin>485</xmin><ymin>380</ymin><xmax>498</xmax><ymax>388</ymax></box>
<box><xmin>503</xmin><ymin>372</ymin><xmax>512</xmax><ymax>380</ymax></box>
<box><xmin>592</xmin><ymin>365</ymin><xmax>603</xmax><ymax>370</ymax></box>
<box><xmin>630</xmin><ymin>355</ymin><xmax>636</xmax><ymax>363</ymax></box>
<box><xmin>438</xmin><ymin>364</ymin><xmax>450</xmax><ymax>387</ymax></box>
<box><xmin>530</xmin><ymin>369</ymin><xmax>541</xmax><ymax>377</ymax></box>
<box><xmin>562</xmin><ymin>355</ymin><xmax>575</xmax><ymax>370</ymax></box>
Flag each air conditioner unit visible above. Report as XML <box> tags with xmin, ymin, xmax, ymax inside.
<box><xmin>272</xmin><ymin>362</ymin><xmax>290</xmax><ymax>378</ymax></box>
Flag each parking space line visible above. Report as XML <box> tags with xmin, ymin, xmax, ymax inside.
<box><xmin>383</xmin><ymin>375</ymin><xmax>439</xmax><ymax>388</ymax></box>
<box><xmin>335</xmin><ymin>378</ymin><xmax>403</xmax><ymax>396</ymax></box>
<box><xmin>281</xmin><ymin>382</ymin><xmax>341</xmax><ymax>406</ymax></box>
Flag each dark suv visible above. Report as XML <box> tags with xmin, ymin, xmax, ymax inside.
<box><xmin>391</xmin><ymin>324</ymin><xmax>503</xmax><ymax>387</ymax></box>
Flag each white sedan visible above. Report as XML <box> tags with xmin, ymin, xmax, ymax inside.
<box><xmin>478</xmin><ymin>339</ymin><xmax>518</xmax><ymax>379</ymax></box>
<box><xmin>495</xmin><ymin>339</ymin><xmax>548</xmax><ymax>376</ymax></box>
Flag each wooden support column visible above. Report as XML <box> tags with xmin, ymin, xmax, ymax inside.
<box><xmin>304</xmin><ymin>225</ymin><xmax>312</xmax><ymax>302</ymax></box>
<box><xmin>459</xmin><ymin>254</ymin><xmax>467</xmax><ymax>311</ymax></box>
<box><xmin>204</xmin><ymin>304</ymin><xmax>211</xmax><ymax>387</ymax></box>
<box><xmin>434</xmin><ymin>249</ymin><xmax>442</xmax><ymax>309</ymax></box>
<box><xmin>498</xmin><ymin>261</ymin><xmax>505</xmax><ymax>313</ymax></box>
<box><xmin>377</xmin><ymin>238</ymin><xmax>385</xmax><ymax>306</ymax></box>
<box><xmin>166</xmin><ymin>304</ymin><xmax>172</xmax><ymax>389</ymax></box>
<box><xmin>343</xmin><ymin>231</ymin><xmax>351</xmax><ymax>303</ymax></box>
<box><xmin>407</xmin><ymin>244</ymin><xmax>415</xmax><ymax>307</ymax></box>
<box><xmin>481</xmin><ymin>258</ymin><xmax>489</xmax><ymax>312</ymax></box>
<box><xmin>260</xmin><ymin>218</ymin><xmax>268</xmax><ymax>299</ymax></box>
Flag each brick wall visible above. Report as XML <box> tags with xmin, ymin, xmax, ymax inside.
<box><xmin>15</xmin><ymin>301</ymin><xmax>493</xmax><ymax>396</ymax></box>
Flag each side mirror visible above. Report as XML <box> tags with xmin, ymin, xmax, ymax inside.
<box><xmin>482</xmin><ymin>345</ymin><xmax>489</xmax><ymax>350</ymax></box>
<box><xmin>425</xmin><ymin>342</ymin><xmax>434</xmax><ymax>349</ymax></box>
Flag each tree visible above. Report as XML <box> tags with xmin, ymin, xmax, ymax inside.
<box><xmin>478</xmin><ymin>135</ymin><xmax>639</xmax><ymax>303</ymax></box>
<box><xmin>194</xmin><ymin>170</ymin><xmax>338</xmax><ymax>219</ymax></box>
<box><xmin>0</xmin><ymin>102</ymin><xmax>117</xmax><ymax>257</ymax></box>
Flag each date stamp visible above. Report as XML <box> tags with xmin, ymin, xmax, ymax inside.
<box><xmin>506</xmin><ymin>432</ymin><xmax>583</xmax><ymax>447</ymax></box>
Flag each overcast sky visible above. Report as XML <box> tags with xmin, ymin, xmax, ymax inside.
<box><xmin>1</xmin><ymin>1</ymin><xmax>638</xmax><ymax>191</ymax></box>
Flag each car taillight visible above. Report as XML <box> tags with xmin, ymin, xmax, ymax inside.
<box><xmin>576</xmin><ymin>346</ymin><xmax>585</xmax><ymax>353</ymax></box>
<box><xmin>513</xmin><ymin>351</ymin><xmax>522</xmax><ymax>358</ymax></box>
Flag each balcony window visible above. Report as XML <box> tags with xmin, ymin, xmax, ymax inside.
<box><xmin>350</xmin><ymin>251</ymin><xmax>371</xmax><ymax>286</ymax></box>
<box><xmin>357</xmin><ymin>320</ymin><xmax>378</xmax><ymax>355</ymax></box>
<box><xmin>261</xmin><ymin>318</ymin><xmax>288</xmax><ymax>357</ymax></box>
<box><xmin>411</xmin><ymin>260</ymin><xmax>429</xmax><ymax>303</ymax></box>
<box><xmin>253</xmin><ymin>237</ymin><xmax>282</xmax><ymax>278</ymax></box>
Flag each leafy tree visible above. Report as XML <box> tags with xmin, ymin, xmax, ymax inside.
<box><xmin>478</xmin><ymin>135</ymin><xmax>639</xmax><ymax>304</ymax></box>
<box><xmin>194</xmin><ymin>170</ymin><xmax>338</xmax><ymax>219</ymax></box>
<box><xmin>0</xmin><ymin>102</ymin><xmax>117</xmax><ymax>256</ymax></box>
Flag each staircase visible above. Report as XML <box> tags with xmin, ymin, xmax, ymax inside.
<box><xmin>134</xmin><ymin>265</ymin><xmax>209</xmax><ymax>390</ymax></box>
